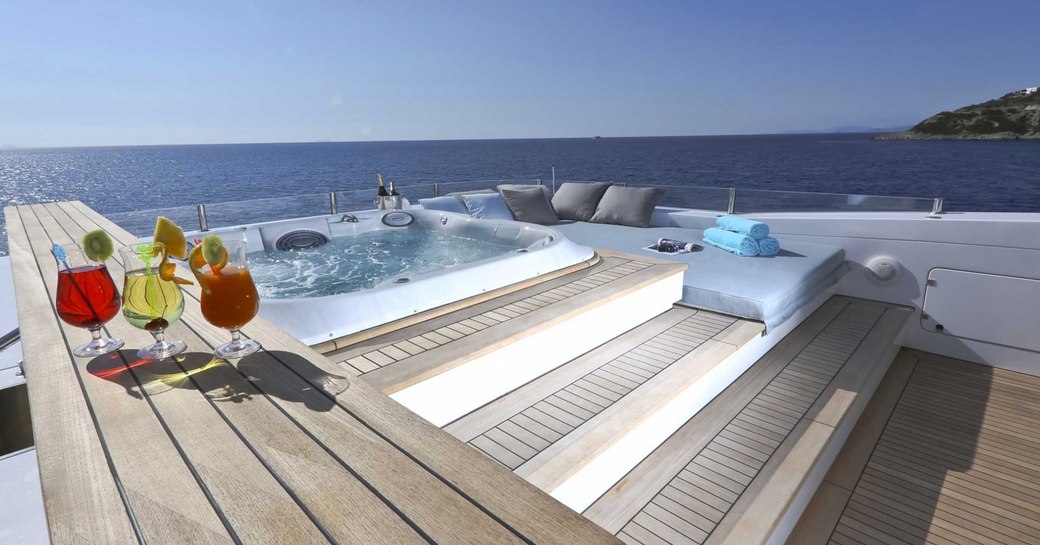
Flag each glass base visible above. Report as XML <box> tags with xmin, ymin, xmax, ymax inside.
<box><xmin>73</xmin><ymin>336</ymin><xmax>125</xmax><ymax>358</ymax></box>
<box><xmin>138</xmin><ymin>339</ymin><xmax>187</xmax><ymax>361</ymax></box>
<box><xmin>214</xmin><ymin>338</ymin><xmax>261</xmax><ymax>360</ymax></box>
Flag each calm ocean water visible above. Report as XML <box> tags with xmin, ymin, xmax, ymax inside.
<box><xmin>2</xmin><ymin>134</ymin><xmax>1038</xmax><ymax>256</ymax></box>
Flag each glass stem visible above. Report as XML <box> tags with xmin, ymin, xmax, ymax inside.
<box><xmin>90</xmin><ymin>327</ymin><xmax>103</xmax><ymax>344</ymax></box>
<box><xmin>152</xmin><ymin>329</ymin><xmax>166</xmax><ymax>347</ymax></box>
<box><xmin>230</xmin><ymin>329</ymin><xmax>241</xmax><ymax>345</ymax></box>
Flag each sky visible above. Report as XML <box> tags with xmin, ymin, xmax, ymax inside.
<box><xmin>2</xmin><ymin>0</ymin><xmax>1038</xmax><ymax>148</ymax></box>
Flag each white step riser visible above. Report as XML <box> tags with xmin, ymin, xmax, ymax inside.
<box><xmin>392</xmin><ymin>272</ymin><xmax>685</xmax><ymax>426</ymax></box>
<box><xmin>553</xmin><ymin>289</ymin><xmax>834</xmax><ymax>512</ymax></box>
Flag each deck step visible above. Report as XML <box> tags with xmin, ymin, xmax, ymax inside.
<box><xmin>445</xmin><ymin>306</ymin><xmax>763</xmax><ymax>490</ymax></box>
<box><xmin>583</xmin><ymin>296</ymin><xmax>911</xmax><ymax>545</ymax></box>
<box><xmin>786</xmin><ymin>350</ymin><xmax>1040</xmax><ymax>545</ymax></box>
<box><xmin>323</xmin><ymin>251</ymin><xmax>687</xmax><ymax>425</ymax></box>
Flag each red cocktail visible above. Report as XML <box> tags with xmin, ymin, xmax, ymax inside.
<box><xmin>57</xmin><ymin>264</ymin><xmax>121</xmax><ymax>328</ymax></box>
<box><xmin>52</xmin><ymin>243</ymin><xmax>125</xmax><ymax>357</ymax></box>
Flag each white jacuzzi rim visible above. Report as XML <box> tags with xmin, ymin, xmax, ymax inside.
<box><xmin>200</xmin><ymin>209</ymin><xmax>595</xmax><ymax>345</ymax></box>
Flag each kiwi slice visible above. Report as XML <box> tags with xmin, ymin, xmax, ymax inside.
<box><xmin>201</xmin><ymin>235</ymin><xmax>227</xmax><ymax>267</ymax></box>
<box><xmin>82</xmin><ymin>230</ymin><xmax>114</xmax><ymax>262</ymax></box>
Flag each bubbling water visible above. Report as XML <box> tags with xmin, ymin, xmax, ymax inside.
<box><xmin>248</xmin><ymin>229</ymin><xmax>515</xmax><ymax>299</ymax></box>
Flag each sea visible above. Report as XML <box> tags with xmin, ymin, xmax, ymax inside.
<box><xmin>2</xmin><ymin>133</ymin><xmax>1038</xmax><ymax>257</ymax></box>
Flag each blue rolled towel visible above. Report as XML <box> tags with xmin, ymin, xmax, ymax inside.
<box><xmin>757</xmin><ymin>236</ymin><xmax>780</xmax><ymax>257</ymax></box>
<box><xmin>703</xmin><ymin>227</ymin><xmax>760</xmax><ymax>256</ymax></box>
<box><xmin>717</xmin><ymin>215</ymin><xmax>769</xmax><ymax>239</ymax></box>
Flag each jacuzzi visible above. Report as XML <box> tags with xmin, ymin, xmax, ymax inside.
<box><xmin>201</xmin><ymin>209</ymin><xmax>594</xmax><ymax>345</ymax></box>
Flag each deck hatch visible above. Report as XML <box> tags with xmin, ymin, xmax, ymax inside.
<box><xmin>922</xmin><ymin>268</ymin><xmax>1040</xmax><ymax>352</ymax></box>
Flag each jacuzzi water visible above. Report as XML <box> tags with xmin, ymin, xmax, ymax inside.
<box><xmin>248</xmin><ymin>228</ymin><xmax>516</xmax><ymax>299</ymax></box>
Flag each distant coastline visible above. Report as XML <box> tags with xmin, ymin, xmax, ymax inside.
<box><xmin>876</xmin><ymin>132</ymin><xmax>1040</xmax><ymax>141</ymax></box>
<box><xmin>877</xmin><ymin>86</ymin><xmax>1040</xmax><ymax>141</ymax></box>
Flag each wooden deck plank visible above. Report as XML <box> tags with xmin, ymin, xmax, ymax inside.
<box><xmin>58</xmin><ymin>208</ymin><xmax>526</xmax><ymax>545</ymax></box>
<box><xmin>44</xmin><ymin>203</ymin><xmax>474</xmax><ymax>545</ymax></box>
<box><xmin>25</xmin><ymin>204</ymin><xmax>246</xmax><ymax>544</ymax></box>
<box><xmin>4</xmin><ymin>207</ymin><xmax>139</xmax><ymax>545</ymax></box>
<box><xmin>357</xmin><ymin>258</ymin><xmax>684</xmax><ymax>393</ymax></box>
<box><xmin>786</xmin><ymin>349</ymin><xmax>1040</xmax><ymax>545</ymax></box>
<box><xmin>585</xmin><ymin>298</ymin><xmax>911</xmax><ymax>545</ymax></box>
<box><xmin>32</xmin><ymin>201</ymin><xmax>625</xmax><ymax>545</ymax></box>
<box><xmin>445</xmin><ymin>308</ymin><xmax>694</xmax><ymax>440</ymax></box>
<box><xmin>584</xmin><ymin>297</ymin><xmax>852</xmax><ymax>533</ymax></box>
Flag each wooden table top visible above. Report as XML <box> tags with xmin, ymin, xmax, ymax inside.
<box><xmin>5</xmin><ymin>201</ymin><xmax>622</xmax><ymax>545</ymax></box>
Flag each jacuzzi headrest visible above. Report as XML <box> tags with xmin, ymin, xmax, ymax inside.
<box><xmin>275</xmin><ymin>230</ymin><xmax>329</xmax><ymax>251</ymax></box>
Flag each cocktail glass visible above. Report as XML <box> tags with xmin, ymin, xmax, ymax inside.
<box><xmin>118</xmin><ymin>242</ymin><xmax>187</xmax><ymax>360</ymax></box>
<box><xmin>53</xmin><ymin>244</ymin><xmax>124</xmax><ymax>357</ymax></box>
<box><xmin>198</xmin><ymin>240</ymin><xmax>261</xmax><ymax>359</ymax></box>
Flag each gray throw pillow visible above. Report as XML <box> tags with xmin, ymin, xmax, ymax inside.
<box><xmin>589</xmin><ymin>186</ymin><xmax>665</xmax><ymax>228</ymax></box>
<box><xmin>499</xmin><ymin>187</ymin><xmax>559</xmax><ymax>225</ymax></box>
<box><xmin>551</xmin><ymin>182</ymin><xmax>611</xmax><ymax>222</ymax></box>
<box><xmin>498</xmin><ymin>183</ymin><xmax>552</xmax><ymax>201</ymax></box>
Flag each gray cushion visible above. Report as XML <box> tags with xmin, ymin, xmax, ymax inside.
<box><xmin>461</xmin><ymin>193</ymin><xmax>514</xmax><ymax>220</ymax></box>
<box><xmin>419</xmin><ymin>196</ymin><xmax>469</xmax><ymax>214</ymax></box>
<box><xmin>447</xmin><ymin>188</ymin><xmax>496</xmax><ymax>196</ymax></box>
<box><xmin>498</xmin><ymin>183</ymin><xmax>552</xmax><ymax>201</ymax></box>
<box><xmin>499</xmin><ymin>187</ymin><xmax>559</xmax><ymax>225</ymax></box>
<box><xmin>589</xmin><ymin>186</ymin><xmax>665</xmax><ymax>228</ymax></box>
<box><xmin>551</xmin><ymin>182</ymin><xmax>611</xmax><ymax>222</ymax></box>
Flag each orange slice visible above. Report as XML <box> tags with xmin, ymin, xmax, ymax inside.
<box><xmin>188</xmin><ymin>245</ymin><xmax>212</xmax><ymax>294</ymax></box>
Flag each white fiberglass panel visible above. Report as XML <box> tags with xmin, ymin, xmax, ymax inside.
<box><xmin>922</xmin><ymin>268</ymin><xmax>1040</xmax><ymax>353</ymax></box>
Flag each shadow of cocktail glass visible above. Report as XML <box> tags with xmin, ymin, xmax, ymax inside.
<box><xmin>87</xmin><ymin>348</ymin><xmax>348</xmax><ymax>413</ymax></box>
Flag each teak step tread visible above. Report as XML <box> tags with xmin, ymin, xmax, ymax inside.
<box><xmin>788</xmin><ymin>350</ymin><xmax>1040</xmax><ymax>545</ymax></box>
<box><xmin>324</xmin><ymin>254</ymin><xmax>687</xmax><ymax>394</ymax></box>
<box><xmin>446</xmin><ymin>306</ymin><xmax>762</xmax><ymax>489</ymax></box>
<box><xmin>584</xmin><ymin>296</ymin><xmax>911</xmax><ymax>545</ymax></box>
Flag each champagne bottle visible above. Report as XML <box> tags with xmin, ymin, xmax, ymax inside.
<box><xmin>389</xmin><ymin>181</ymin><xmax>400</xmax><ymax>196</ymax></box>
<box><xmin>377</xmin><ymin>173</ymin><xmax>390</xmax><ymax>197</ymax></box>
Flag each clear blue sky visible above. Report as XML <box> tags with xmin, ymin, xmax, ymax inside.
<box><xmin>2</xmin><ymin>0</ymin><xmax>1038</xmax><ymax>147</ymax></box>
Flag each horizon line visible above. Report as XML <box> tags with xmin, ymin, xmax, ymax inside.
<box><xmin>1</xmin><ymin>128</ymin><xmax>902</xmax><ymax>151</ymax></box>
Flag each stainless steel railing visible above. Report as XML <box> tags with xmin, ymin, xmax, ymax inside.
<box><xmin>107</xmin><ymin>178</ymin><xmax>942</xmax><ymax>238</ymax></box>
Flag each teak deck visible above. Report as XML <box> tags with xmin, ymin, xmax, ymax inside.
<box><xmin>5</xmin><ymin>202</ymin><xmax>622</xmax><ymax>545</ymax></box>
<box><xmin>446</xmin><ymin>306</ymin><xmax>763</xmax><ymax>490</ymax></box>
<box><xmin>323</xmin><ymin>253</ymin><xmax>687</xmax><ymax>394</ymax></box>
<box><xmin>583</xmin><ymin>297</ymin><xmax>911</xmax><ymax>545</ymax></box>
<box><xmin>787</xmin><ymin>349</ymin><xmax>1040</xmax><ymax>545</ymax></box>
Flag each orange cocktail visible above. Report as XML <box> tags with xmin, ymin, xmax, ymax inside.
<box><xmin>200</xmin><ymin>265</ymin><xmax>259</xmax><ymax>330</ymax></box>
<box><xmin>191</xmin><ymin>238</ymin><xmax>262</xmax><ymax>359</ymax></box>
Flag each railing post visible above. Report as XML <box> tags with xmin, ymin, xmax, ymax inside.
<box><xmin>329</xmin><ymin>192</ymin><xmax>338</xmax><ymax>215</ymax></box>
<box><xmin>197</xmin><ymin>204</ymin><xmax>209</xmax><ymax>232</ymax></box>
<box><xmin>433</xmin><ymin>183</ymin><xmax>440</xmax><ymax>197</ymax></box>
<box><xmin>727</xmin><ymin>187</ymin><xmax>736</xmax><ymax>215</ymax></box>
<box><xmin>619</xmin><ymin>181</ymin><xmax>627</xmax><ymax>187</ymax></box>
<box><xmin>928</xmin><ymin>197</ymin><xmax>944</xmax><ymax>218</ymax></box>
<box><xmin>536</xmin><ymin>179</ymin><xmax>543</xmax><ymax>186</ymax></box>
